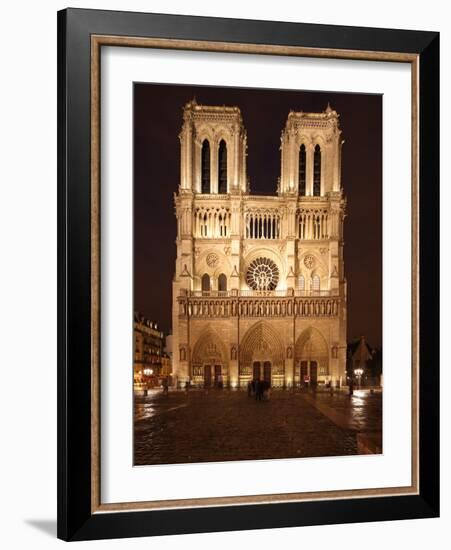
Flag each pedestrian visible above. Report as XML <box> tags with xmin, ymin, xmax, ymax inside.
<box><xmin>247</xmin><ymin>380</ymin><xmax>252</xmax><ymax>397</ymax></box>
<box><xmin>162</xmin><ymin>376</ymin><xmax>169</xmax><ymax>396</ymax></box>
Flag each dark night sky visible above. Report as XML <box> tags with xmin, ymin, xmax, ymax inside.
<box><xmin>134</xmin><ymin>83</ymin><xmax>382</xmax><ymax>348</ymax></box>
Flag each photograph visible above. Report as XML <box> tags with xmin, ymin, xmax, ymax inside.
<box><xmin>132</xmin><ymin>83</ymin><xmax>383</xmax><ymax>466</ymax></box>
<box><xmin>52</xmin><ymin>5</ymin><xmax>439</xmax><ymax>542</ymax></box>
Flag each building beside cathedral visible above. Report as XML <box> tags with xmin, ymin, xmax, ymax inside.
<box><xmin>172</xmin><ymin>99</ymin><xmax>347</xmax><ymax>388</ymax></box>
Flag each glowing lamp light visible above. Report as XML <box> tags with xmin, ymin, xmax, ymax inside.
<box><xmin>354</xmin><ymin>367</ymin><xmax>364</xmax><ymax>388</ymax></box>
<box><xmin>144</xmin><ymin>368</ymin><xmax>154</xmax><ymax>376</ymax></box>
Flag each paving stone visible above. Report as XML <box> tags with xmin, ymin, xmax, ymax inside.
<box><xmin>133</xmin><ymin>389</ymin><xmax>381</xmax><ymax>466</ymax></box>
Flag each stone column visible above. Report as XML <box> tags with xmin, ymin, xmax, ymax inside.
<box><xmin>284</xmin><ymin>357</ymin><xmax>292</xmax><ymax>386</ymax></box>
<box><xmin>234</xmin><ymin>126</ymin><xmax>239</xmax><ymax>188</ymax></box>
<box><xmin>241</xmin><ymin>133</ymin><xmax>247</xmax><ymax>192</ymax></box>
<box><xmin>194</xmin><ymin>140</ymin><xmax>201</xmax><ymax>193</ymax></box>
<box><xmin>211</xmin><ymin>140</ymin><xmax>218</xmax><ymax>194</ymax></box>
<box><xmin>289</xmin><ymin>131</ymin><xmax>296</xmax><ymax>192</ymax></box>
<box><xmin>229</xmin><ymin>355</ymin><xmax>239</xmax><ymax>388</ymax></box>
<box><xmin>179</xmin><ymin>130</ymin><xmax>186</xmax><ymax>189</ymax></box>
<box><xmin>186</xmin><ymin>122</ymin><xmax>192</xmax><ymax>190</ymax></box>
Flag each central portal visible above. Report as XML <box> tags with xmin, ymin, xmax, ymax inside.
<box><xmin>203</xmin><ymin>364</ymin><xmax>222</xmax><ymax>387</ymax></box>
<box><xmin>252</xmin><ymin>361</ymin><xmax>272</xmax><ymax>386</ymax></box>
<box><xmin>299</xmin><ymin>360</ymin><xmax>318</xmax><ymax>386</ymax></box>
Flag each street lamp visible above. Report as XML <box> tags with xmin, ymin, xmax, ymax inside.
<box><xmin>354</xmin><ymin>367</ymin><xmax>364</xmax><ymax>388</ymax></box>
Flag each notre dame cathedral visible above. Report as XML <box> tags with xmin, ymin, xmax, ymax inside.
<box><xmin>172</xmin><ymin>99</ymin><xmax>347</xmax><ymax>388</ymax></box>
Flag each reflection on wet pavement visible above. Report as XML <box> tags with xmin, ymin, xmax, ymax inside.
<box><xmin>305</xmin><ymin>390</ymin><xmax>382</xmax><ymax>433</ymax></box>
<box><xmin>133</xmin><ymin>389</ymin><xmax>382</xmax><ymax>466</ymax></box>
<box><xmin>134</xmin><ymin>402</ymin><xmax>157</xmax><ymax>422</ymax></box>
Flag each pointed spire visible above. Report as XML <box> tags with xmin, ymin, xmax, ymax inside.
<box><xmin>352</xmin><ymin>336</ymin><xmax>372</xmax><ymax>363</ymax></box>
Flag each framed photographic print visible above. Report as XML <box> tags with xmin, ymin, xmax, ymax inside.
<box><xmin>57</xmin><ymin>8</ymin><xmax>439</xmax><ymax>541</ymax></box>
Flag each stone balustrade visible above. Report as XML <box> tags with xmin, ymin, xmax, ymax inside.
<box><xmin>177</xmin><ymin>292</ymin><xmax>341</xmax><ymax>318</ymax></box>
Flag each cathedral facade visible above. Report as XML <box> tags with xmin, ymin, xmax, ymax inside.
<box><xmin>172</xmin><ymin>99</ymin><xmax>347</xmax><ymax>388</ymax></box>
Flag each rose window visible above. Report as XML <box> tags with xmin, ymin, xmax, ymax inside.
<box><xmin>206</xmin><ymin>253</ymin><xmax>219</xmax><ymax>268</ymax></box>
<box><xmin>246</xmin><ymin>257</ymin><xmax>279</xmax><ymax>291</ymax></box>
<box><xmin>303</xmin><ymin>254</ymin><xmax>315</xmax><ymax>269</ymax></box>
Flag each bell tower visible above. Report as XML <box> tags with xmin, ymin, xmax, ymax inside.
<box><xmin>279</xmin><ymin>104</ymin><xmax>343</xmax><ymax>196</ymax></box>
<box><xmin>278</xmin><ymin>104</ymin><xmax>347</xmax><ymax>385</ymax></box>
<box><xmin>173</xmin><ymin>101</ymin><xmax>248</xmax><ymax>383</ymax></box>
<box><xmin>178</xmin><ymin>98</ymin><xmax>248</xmax><ymax>194</ymax></box>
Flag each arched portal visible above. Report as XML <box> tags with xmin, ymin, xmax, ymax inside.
<box><xmin>240</xmin><ymin>321</ymin><xmax>285</xmax><ymax>387</ymax></box>
<box><xmin>294</xmin><ymin>327</ymin><xmax>329</xmax><ymax>387</ymax></box>
<box><xmin>192</xmin><ymin>330</ymin><xmax>228</xmax><ymax>387</ymax></box>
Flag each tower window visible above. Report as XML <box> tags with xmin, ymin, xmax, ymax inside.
<box><xmin>313</xmin><ymin>144</ymin><xmax>321</xmax><ymax>196</ymax></box>
<box><xmin>299</xmin><ymin>275</ymin><xmax>305</xmax><ymax>291</ymax></box>
<box><xmin>299</xmin><ymin>144</ymin><xmax>306</xmax><ymax>196</ymax></box>
<box><xmin>312</xmin><ymin>274</ymin><xmax>320</xmax><ymax>292</ymax></box>
<box><xmin>201</xmin><ymin>273</ymin><xmax>211</xmax><ymax>292</ymax></box>
<box><xmin>218</xmin><ymin>140</ymin><xmax>227</xmax><ymax>194</ymax></box>
<box><xmin>201</xmin><ymin>140</ymin><xmax>211</xmax><ymax>193</ymax></box>
<box><xmin>218</xmin><ymin>273</ymin><xmax>227</xmax><ymax>292</ymax></box>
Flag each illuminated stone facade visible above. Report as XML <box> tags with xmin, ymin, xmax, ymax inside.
<box><xmin>172</xmin><ymin>100</ymin><xmax>347</xmax><ymax>388</ymax></box>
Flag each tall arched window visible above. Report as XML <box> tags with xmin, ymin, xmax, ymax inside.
<box><xmin>218</xmin><ymin>273</ymin><xmax>227</xmax><ymax>292</ymax></box>
<box><xmin>312</xmin><ymin>274</ymin><xmax>320</xmax><ymax>292</ymax></box>
<box><xmin>313</xmin><ymin>144</ymin><xmax>321</xmax><ymax>196</ymax></box>
<box><xmin>201</xmin><ymin>140</ymin><xmax>211</xmax><ymax>193</ymax></box>
<box><xmin>218</xmin><ymin>139</ymin><xmax>227</xmax><ymax>194</ymax></box>
<box><xmin>201</xmin><ymin>273</ymin><xmax>211</xmax><ymax>292</ymax></box>
<box><xmin>299</xmin><ymin>144</ymin><xmax>306</xmax><ymax>196</ymax></box>
<box><xmin>299</xmin><ymin>275</ymin><xmax>305</xmax><ymax>292</ymax></box>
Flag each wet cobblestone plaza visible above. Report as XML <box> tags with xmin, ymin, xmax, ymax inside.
<box><xmin>134</xmin><ymin>389</ymin><xmax>382</xmax><ymax>465</ymax></box>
